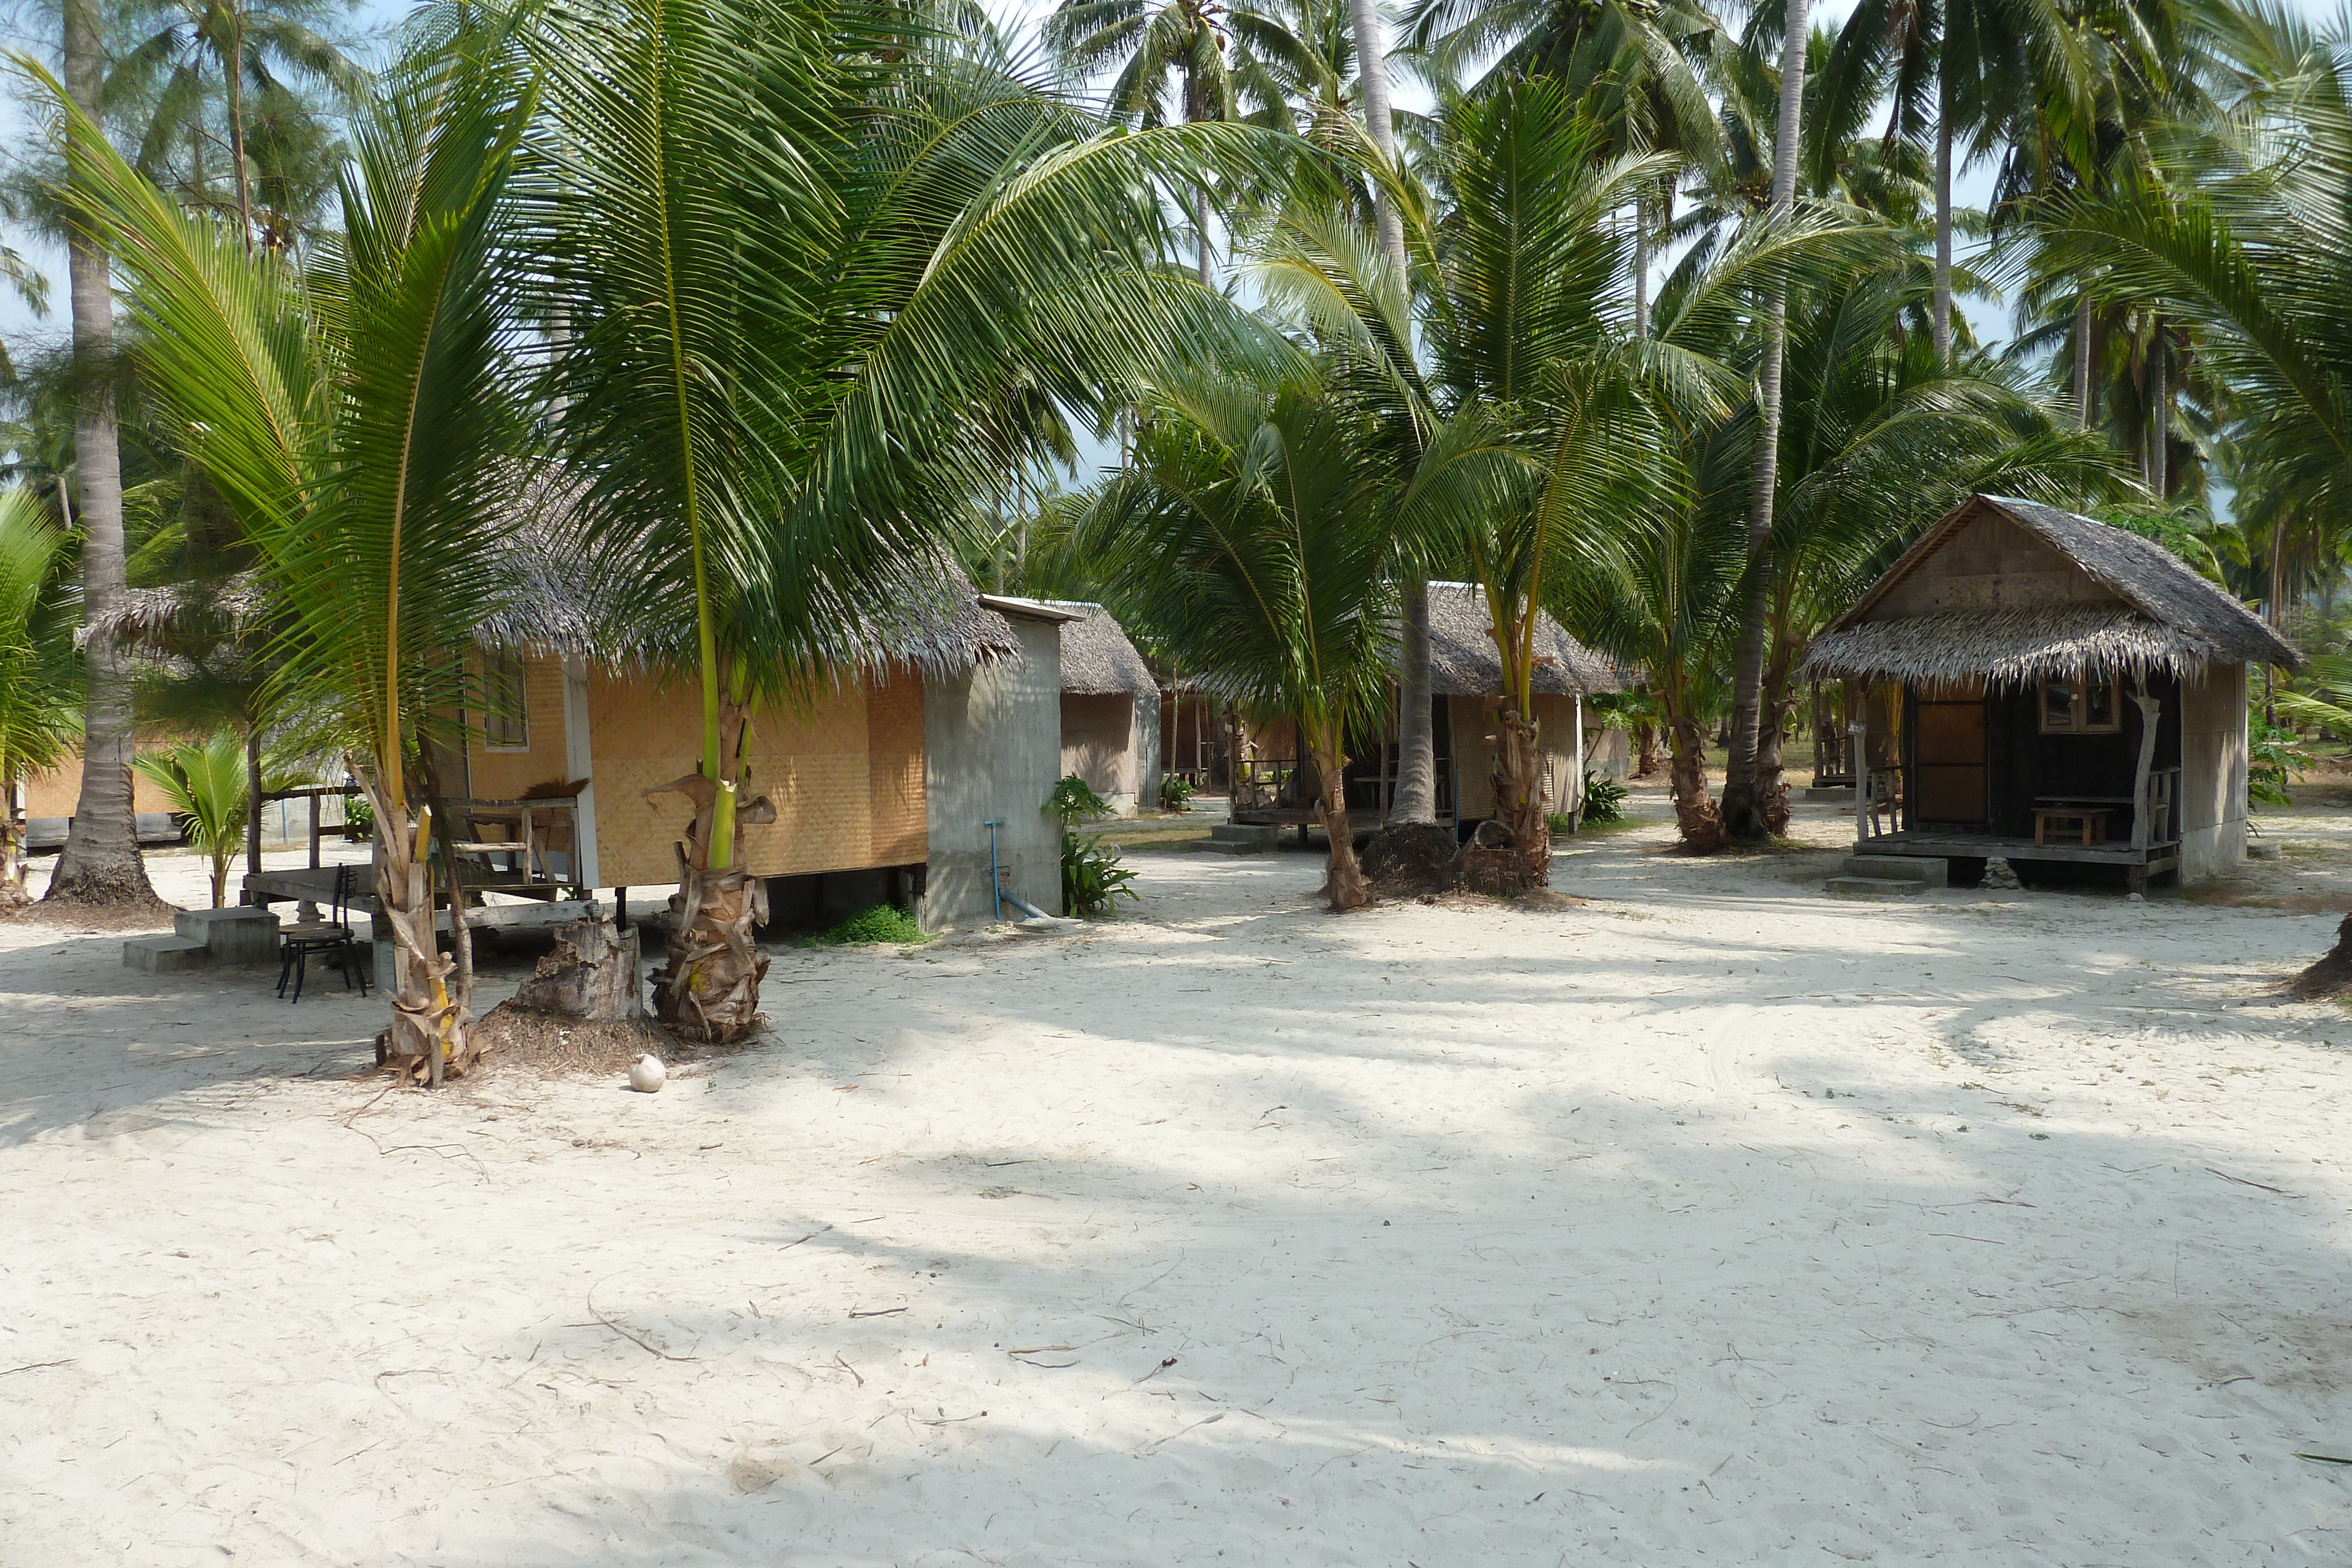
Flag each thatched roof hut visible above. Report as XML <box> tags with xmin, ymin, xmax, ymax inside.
<box><xmin>1038</xmin><ymin>601</ymin><xmax>1158</xmax><ymax>696</ymax></box>
<box><xmin>1805</xmin><ymin>495</ymin><xmax>2296</xmax><ymax>686</ymax></box>
<box><xmin>1427</xmin><ymin>581</ymin><xmax>1625</xmax><ymax>697</ymax></box>
<box><xmin>1800</xmin><ymin>494</ymin><xmax>2290</xmax><ymax>891</ymax></box>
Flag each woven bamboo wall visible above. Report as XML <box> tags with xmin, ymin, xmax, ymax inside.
<box><xmin>587</xmin><ymin>662</ymin><xmax>927</xmax><ymax>888</ymax></box>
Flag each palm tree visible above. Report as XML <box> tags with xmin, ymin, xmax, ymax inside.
<box><xmin>1048</xmin><ymin>0</ymin><xmax>1240</xmax><ymax>282</ymax></box>
<box><xmin>530</xmin><ymin>0</ymin><xmax>1296</xmax><ymax>1038</ymax></box>
<box><xmin>1718</xmin><ymin>0</ymin><xmax>1817</xmax><ymax>841</ymax></box>
<box><xmin>0</xmin><ymin>484</ymin><xmax>79</xmax><ymax>910</ymax></box>
<box><xmin>41</xmin><ymin>18</ymin><xmax>533</xmax><ymax>1081</ymax></box>
<box><xmin>1081</xmin><ymin>369</ymin><xmax>1401</xmax><ymax>908</ymax></box>
<box><xmin>46</xmin><ymin>0</ymin><xmax>161</xmax><ymax>911</ymax></box>
<box><xmin>2036</xmin><ymin>4</ymin><xmax>2352</xmax><ymax>581</ymax></box>
<box><xmin>132</xmin><ymin>727</ymin><xmax>298</xmax><ymax>907</ymax></box>
<box><xmin>109</xmin><ymin>0</ymin><xmax>366</xmax><ymax>248</ymax></box>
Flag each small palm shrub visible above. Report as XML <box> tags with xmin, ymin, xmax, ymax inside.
<box><xmin>1580</xmin><ymin>770</ymin><xmax>1629</xmax><ymax>825</ymax></box>
<box><xmin>1158</xmin><ymin>774</ymin><xmax>1197</xmax><ymax>811</ymax></box>
<box><xmin>1062</xmin><ymin>833</ymin><xmax>1140</xmax><ymax>917</ymax></box>
<box><xmin>133</xmin><ymin>731</ymin><xmax>254</xmax><ymax>907</ymax></box>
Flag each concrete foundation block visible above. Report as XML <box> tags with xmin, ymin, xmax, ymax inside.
<box><xmin>1840</xmin><ymin>855</ymin><xmax>1948</xmax><ymax>888</ymax></box>
<box><xmin>1194</xmin><ymin>823</ymin><xmax>1280</xmax><ymax>855</ymax></box>
<box><xmin>123</xmin><ymin>935</ymin><xmax>211</xmax><ymax>974</ymax></box>
<box><xmin>1801</xmin><ymin>785</ymin><xmax>1856</xmax><ymax>803</ymax></box>
<box><xmin>1826</xmin><ymin>875</ymin><xmax>1929</xmax><ymax>900</ymax></box>
<box><xmin>175</xmin><ymin>905</ymin><xmax>282</xmax><ymax>967</ymax></box>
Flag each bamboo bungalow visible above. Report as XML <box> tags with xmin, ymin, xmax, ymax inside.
<box><xmin>1803</xmin><ymin>494</ymin><xmax>2297</xmax><ymax>891</ymax></box>
<box><xmin>1045</xmin><ymin>600</ymin><xmax>1161</xmax><ymax>815</ymax></box>
<box><xmin>445</xmin><ymin>573</ymin><xmax>1070</xmax><ymax>935</ymax></box>
<box><xmin>1234</xmin><ymin>583</ymin><xmax>1626</xmax><ymax>835</ymax></box>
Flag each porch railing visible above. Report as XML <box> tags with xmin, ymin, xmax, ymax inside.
<box><xmin>2134</xmin><ymin>766</ymin><xmax>2181</xmax><ymax>850</ymax></box>
<box><xmin>1856</xmin><ymin>765</ymin><xmax>1905</xmax><ymax>842</ymax></box>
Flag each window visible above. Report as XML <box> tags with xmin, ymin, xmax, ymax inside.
<box><xmin>2040</xmin><ymin>673</ymin><xmax>2121</xmax><ymax>734</ymax></box>
<box><xmin>481</xmin><ymin>649</ymin><xmax>531</xmax><ymax>750</ymax></box>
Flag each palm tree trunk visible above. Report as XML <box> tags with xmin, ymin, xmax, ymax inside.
<box><xmin>1718</xmin><ymin>0</ymin><xmax>1812</xmax><ymax>842</ymax></box>
<box><xmin>2147</xmin><ymin>326</ymin><xmax>2167</xmax><ymax>498</ymax></box>
<box><xmin>1491</xmin><ymin>698</ymin><xmax>1550</xmax><ymax>888</ymax></box>
<box><xmin>651</xmin><ymin>681</ymin><xmax>770</xmax><ymax>1039</ymax></box>
<box><xmin>1312</xmin><ymin>726</ymin><xmax>1369</xmax><ymax>910</ymax></box>
<box><xmin>1</xmin><ymin>766</ymin><xmax>28</xmax><ymax>910</ymax></box>
<box><xmin>49</xmin><ymin>0</ymin><xmax>161</xmax><ymax>911</ymax></box>
<box><xmin>364</xmin><ymin>780</ymin><xmax>476</xmax><ymax>1085</ymax></box>
<box><xmin>1341</xmin><ymin>0</ymin><xmax>1436</xmax><ymax>828</ymax></box>
<box><xmin>1633</xmin><ymin>190</ymin><xmax>1652</xmax><ymax>340</ymax></box>
<box><xmin>1669</xmin><ymin>713</ymin><xmax>1723</xmax><ymax>853</ymax></box>
<box><xmin>1932</xmin><ymin>106</ymin><xmax>1953</xmax><ymax>363</ymax></box>
<box><xmin>1634</xmin><ymin>720</ymin><xmax>1662</xmax><ymax>777</ymax></box>
<box><xmin>1756</xmin><ymin>663</ymin><xmax>1794</xmax><ymax>835</ymax></box>
<box><xmin>2072</xmin><ymin>293</ymin><xmax>2092</xmax><ymax>428</ymax></box>
<box><xmin>223</xmin><ymin>0</ymin><xmax>253</xmax><ymax>246</ymax></box>
<box><xmin>245</xmin><ymin>723</ymin><xmax>263</xmax><ymax>881</ymax></box>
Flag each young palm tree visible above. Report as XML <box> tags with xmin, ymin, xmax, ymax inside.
<box><xmin>1081</xmin><ymin>369</ymin><xmax>1403</xmax><ymax>908</ymax></box>
<box><xmin>0</xmin><ymin>484</ymin><xmax>79</xmax><ymax>910</ymax></box>
<box><xmin>132</xmin><ymin>727</ymin><xmax>299</xmax><ymax>907</ymax></box>
<box><xmin>40</xmin><ymin>19</ymin><xmax>532</xmax><ymax>1081</ymax></box>
<box><xmin>530</xmin><ymin>0</ymin><xmax>1295</xmax><ymax>1038</ymax></box>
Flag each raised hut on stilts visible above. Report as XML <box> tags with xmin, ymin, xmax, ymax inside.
<box><xmin>1803</xmin><ymin>495</ymin><xmax>2297</xmax><ymax>893</ymax></box>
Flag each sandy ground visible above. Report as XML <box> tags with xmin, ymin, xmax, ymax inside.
<box><xmin>7</xmin><ymin>795</ymin><xmax>2352</xmax><ymax>1565</ymax></box>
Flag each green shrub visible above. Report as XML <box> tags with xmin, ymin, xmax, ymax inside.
<box><xmin>1044</xmin><ymin>774</ymin><xmax>1111</xmax><ymax>827</ymax></box>
<box><xmin>811</xmin><ymin>903</ymin><xmax>927</xmax><ymax>945</ymax></box>
<box><xmin>1579</xmin><ymin>770</ymin><xmax>1629</xmax><ymax>824</ymax></box>
<box><xmin>1158</xmin><ymin>774</ymin><xmax>1198</xmax><ymax>811</ymax></box>
<box><xmin>2250</xmin><ymin>717</ymin><xmax>2310</xmax><ymax>808</ymax></box>
<box><xmin>1546</xmin><ymin>811</ymin><xmax>1575</xmax><ymax>836</ymax></box>
<box><xmin>1061</xmin><ymin>830</ymin><xmax>1140</xmax><ymax>917</ymax></box>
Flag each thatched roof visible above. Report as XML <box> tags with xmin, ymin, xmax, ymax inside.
<box><xmin>1805</xmin><ymin>494</ymin><xmax>2298</xmax><ymax>685</ymax></box>
<box><xmin>1428</xmin><ymin>581</ymin><xmax>1625</xmax><ymax>697</ymax></box>
<box><xmin>1041</xmin><ymin>601</ymin><xmax>1158</xmax><ymax>696</ymax></box>
<box><xmin>473</xmin><ymin>469</ymin><xmax>1022</xmax><ymax>680</ymax></box>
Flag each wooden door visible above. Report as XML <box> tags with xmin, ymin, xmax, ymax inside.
<box><xmin>1914</xmin><ymin>692</ymin><xmax>1987</xmax><ymax>825</ymax></box>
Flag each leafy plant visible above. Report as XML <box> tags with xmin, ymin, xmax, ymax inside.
<box><xmin>342</xmin><ymin>791</ymin><xmax>375</xmax><ymax>840</ymax></box>
<box><xmin>1158</xmin><ymin>774</ymin><xmax>1198</xmax><ymax>811</ymax></box>
<box><xmin>1579</xmin><ymin>770</ymin><xmax>1629</xmax><ymax>825</ymax></box>
<box><xmin>1061</xmin><ymin>830</ymin><xmax>1141</xmax><ymax>917</ymax></box>
<box><xmin>132</xmin><ymin>730</ymin><xmax>269</xmax><ymax>908</ymax></box>
<box><xmin>1045</xmin><ymin>774</ymin><xmax>1111</xmax><ymax>828</ymax></box>
<box><xmin>2249</xmin><ymin>717</ymin><xmax>2313</xmax><ymax>809</ymax></box>
<box><xmin>810</xmin><ymin>903</ymin><xmax>927</xmax><ymax>946</ymax></box>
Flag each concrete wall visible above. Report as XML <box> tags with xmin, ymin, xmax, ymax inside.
<box><xmin>923</xmin><ymin>618</ymin><xmax>1063</xmax><ymax>930</ymax></box>
<box><xmin>2179</xmin><ymin>661</ymin><xmax>2249</xmax><ymax>882</ymax></box>
<box><xmin>1061</xmin><ymin>693</ymin><xmax>1142</xmax><ymax>813</ymax></box>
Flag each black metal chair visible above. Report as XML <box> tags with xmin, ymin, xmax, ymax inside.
<box><xmin>278</xmin><ymin>864</ymin><xmax>370</xmax><ymax>1002</ymax></box>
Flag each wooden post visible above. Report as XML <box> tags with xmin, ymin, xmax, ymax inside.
<box><xmin>1850</xmin><ymin>717</ymin><xmax>1868</xmax><ymax>850</ymax></box>
<box><xmin>2129</xmin><ymin>674</ymin><xmax>2161</xmax><ymax>853</ymax></box>
<box><xmin>1569</xmin><ymin>692</ymin><xmax>1584</xmax><ymax>834</ymax></box>
<box><xmin>308</xmin><ymin>791</ymin><xmax>322</xmax><ymax>870</ymax></box>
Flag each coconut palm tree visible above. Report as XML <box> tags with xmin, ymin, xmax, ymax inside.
<box><xmin>529</xmin><ymin>0</ymin><xmax>1297</xmax><ymax>1038</ymax></box>
<box><xmin>2035</xmin><ymin>2</ymin><xmax>2352</xmax><ymax>580</ymax></box>
<box><xmin>0</xmin><ymin>484</ymin><xmax>79</xmax><ymax>910</ymax></box>
<box><xmin>132</xmin><ymin>727</ymin><xmax>301</xmax><ymax>907</ymax></box>
<box><xmin>38</xmin><ymin>15</ymin><xmax>533</xmax><ymax>1081</ymax></box>
<box><xmin>1048</xmin><ymin>0</ymin><xmax>1240</xmax><ymax>282</ymax></box>
<box><xmin>1080</xmin><ymin>368</ymin><xmax>1404</xmax><ymax>908</ymax></box>
<box><xmin>46</xmin><ymin>0</ymin><xmax>160</xmax><ymax>912</ymax></box>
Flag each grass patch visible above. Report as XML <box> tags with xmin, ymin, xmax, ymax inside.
<box><xmin>807</xmin><ymin>904</ymin><xmax>928</xmax><ymax>946</ymax></box>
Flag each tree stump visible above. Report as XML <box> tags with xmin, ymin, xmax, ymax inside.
<box><xmin>515</xmin><ymin>915</ymin><xmax>644</xmax><ymax>1020</ymax></box>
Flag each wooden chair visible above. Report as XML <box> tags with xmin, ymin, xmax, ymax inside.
<box><xmin>278</xmin><ymin>864</ymin><xmax>370</xmax><ymax>1003</ymax></box>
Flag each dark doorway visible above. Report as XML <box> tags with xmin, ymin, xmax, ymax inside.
<box><xmin>1912</xmin><ymin>683</ymin><xmax>1987</xmax><ymax>827</ymax></box>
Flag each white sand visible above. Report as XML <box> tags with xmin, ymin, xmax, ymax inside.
<box><xmin>6</xmin><ymin>798</ymin><xmax>2352</xmax><ymax>1564</ymax></box>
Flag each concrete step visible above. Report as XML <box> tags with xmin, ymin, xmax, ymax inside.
<box><xmin>123</xmin><ymin>935</ymin><xmax>211</xmax><ymax>974</ymax></box>
<box><xmin>1194</xmin><ymin>822</ymin><xmax>1279</xmax><ymax>854</ymax></box>
<box><xmin>1801</xmin><ymin>785</ymin><xmax>1855</xmax><ymax>803</ymax></box>
<box><xmin>175</xmin><ymin>905</ymin><xmax>280</xmax><ymax>967</ymax></box>
<box><xmin>1840</xmin><ymin>854</ymin><xmax>1947</xmax><ymax>888</ymax></box>
<box><xmin>1825</xmin><ymin>875</ymin><xmax>1928</xmax><ymax>900</ymax></box>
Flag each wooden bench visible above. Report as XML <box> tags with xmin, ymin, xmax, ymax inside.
<box><xmin>2033</xmin><ymin>805</ymin><xmax>2112</xmax><ymax>846</ymax></box>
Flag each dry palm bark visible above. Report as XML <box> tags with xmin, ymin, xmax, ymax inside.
<box><xmin>1669</xmin><ymin>716</ymin><xmax>1724</xmax><ymax>853</ymax></box>
<box><xmin>644</xmin><ymin>698</ymin><xmax>776</xmax><ymax>1041</ymax></box>
<box><xmin>1488</xmin><ymin>703</ymin><xmax>1552</xmax><ymax>891</ymax></box>
<box><xmin>1309</xmin><ymin>728</ymin><xmax>1370</xmax><ymax>911</ymax></box>
<box><xmin>360</xmin><ymin>780</ymin><xmax>476</xmax><ymax>1086</ymax></box>
<box><xmin>1634</xmin><ymin>721</ymin><xmax>1663</xmax><ymax>777</ymax></box>
<box><xmin>0</xmin><ymin>811</ymin><xmax>31</xmax><ymax>910</ymax></box>
<box><xmin>1755</xmin><ymin>694</ymin><xmax>1795</xmax><ymax>836</ymax></box>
